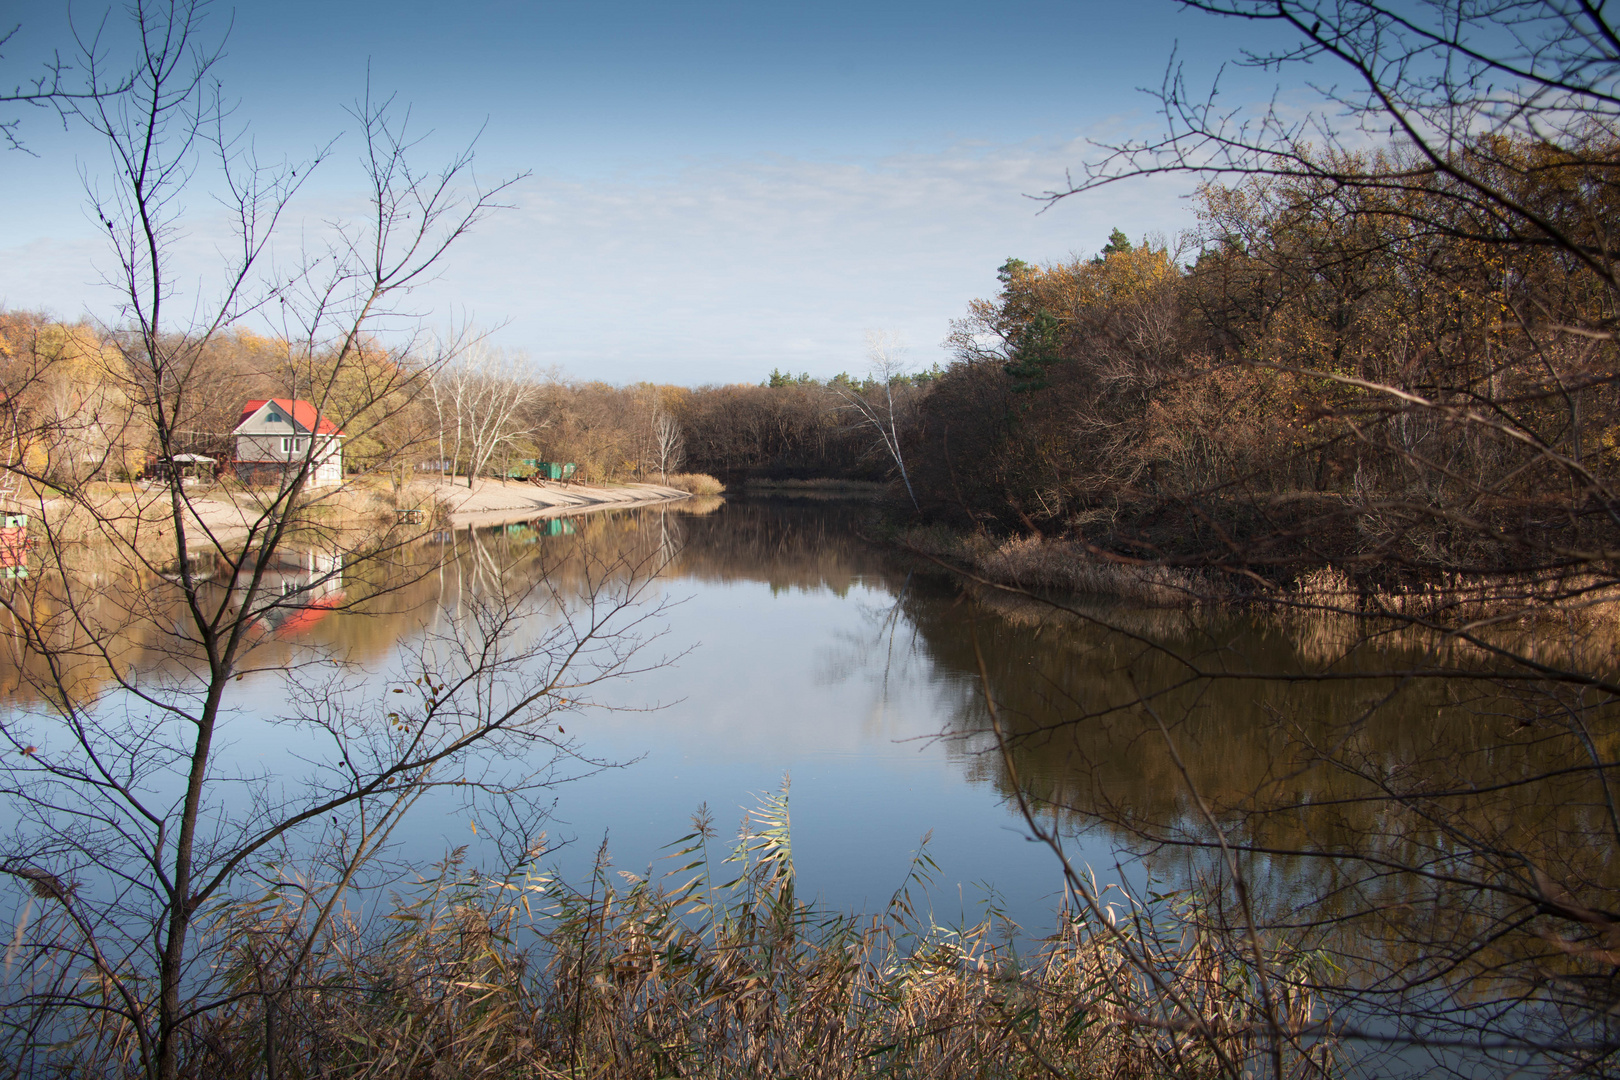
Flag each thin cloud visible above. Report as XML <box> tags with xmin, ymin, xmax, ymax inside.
<box><xmin>434</xmin><ymin>136</ymin><xmax>1197</xmax><ymax>383</ymax></box>
<box><xmin>0</xmin><ymin>134</ymin><xmax>1197</xmax><ymax>385</ymax></box>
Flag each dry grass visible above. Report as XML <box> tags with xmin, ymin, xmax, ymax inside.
<box><xmin>13</xmin><ymin>786</ymin><xmax>1335</xmax><ymax>1078</ymax></box>
<box><xmin>210</xmin><ymin>802</ymin><xmax>1327</xmax><ymax>1079</ymax></box>
<box><xmin>898</xmin><ymin>525</ymin><xmax>1620</xmax><ymax>647</ymax></box>
<box><xmin>663</xmin><ymin>473</ymin><xmax>726</xmax><ymax>496</ymax></box>
<box><xmin>896</xmin><ymin>526</ymin><xmax>1211</xmax><ymax>608</ymax></box>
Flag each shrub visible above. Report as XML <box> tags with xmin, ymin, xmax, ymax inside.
<box><xmin>35</xmin><ymin>784</ymin><xmax>1333</xmax><ymax>1079</ymax></box>
<box><xmin>663</xmin><ymin>472</ymin><xmax>724</xmax><ymax>496</ymax></box>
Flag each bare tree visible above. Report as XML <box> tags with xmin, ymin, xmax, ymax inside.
<box><xmin>0</xmin><ymin>5</ymin><xmax>665</xmax><ymax>1079</ymax></box>
<box><xmin>938</xmin><ymin>1</ymin><xmax>1620</xmax><ymax>1073</ymax></box>
<box><xmin>430</xmin><ymin>339</ymin><xmax>540</xmax><ymax>488</ymax></box>
<box><xmin>651</xmin><ymin>401</ymin><xmax>684</xmax><ymax>483</ymax></box>
<box><xmin>832</xmin><ymin>331</ymin><xmax>920</xmax><ymax>510</ymax></box>
<box><xmin>0</xmin><ymin>13</ymin><xmax>132</xmax><ymax>153</ymax></box>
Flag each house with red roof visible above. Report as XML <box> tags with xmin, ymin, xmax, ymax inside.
<box><xmin>231</xmin><ymin>399</ymin><xmax>345</xmax><ymax>487</ymax></box>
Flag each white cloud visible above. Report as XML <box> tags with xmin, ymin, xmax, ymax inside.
<box><xmin>430</xmin><ymin>137</ymin><xmax>1199</xmax><ymax>383</ymax></box>
<box><xmin>0</xmin><ymin>133</ymin><xmax>1200</xmax><ymax>385</ymax></box>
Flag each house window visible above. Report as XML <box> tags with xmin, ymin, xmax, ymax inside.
<box><xmin>281</xmin><ymin>437</ymin><xmax>306</xmax><ymax>455</ymax></box>
<box><xmin>281</xmin><ymin>437</ymin><xmax>293</xmax><ymax>453</ymax></box>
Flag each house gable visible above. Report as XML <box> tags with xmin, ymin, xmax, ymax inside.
<box><xmin>232</xmin><ymin>399</ymin><xmax>345</xmax><ymax>486</ymax></box>
<box><xmin>234</xmin><ymin>398</ymin><xmax>343</xmax><ymax>438</ymax></box>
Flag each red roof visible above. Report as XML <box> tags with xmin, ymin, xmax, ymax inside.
<box><xmin>238</xmin><ymin>399</ymin><xmax>343</xmax><ymax>436</ymax></box>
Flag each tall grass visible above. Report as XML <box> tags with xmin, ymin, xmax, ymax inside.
<box><xmin>662</xmin><ymin>473</ymin><xmax>725</xmax><ymax>496</ymax></box>
<box><xmin>12</xmin><ymin>784</ymin><xmax>1334</xmax><ymax>1078</ymax></box>
<box><xmin>895</xmin><ymin>525</ymin><xmax>1210</xmax><ymax>608</ymax></box>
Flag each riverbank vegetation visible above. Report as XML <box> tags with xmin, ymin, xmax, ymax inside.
<box><xmin>0</xmin><ymin>309</ymin><xmax>890</xmax><ymax>493</ymax></box>
<box><xmin>886</xmin><ymin>3</ymin><xmax>1620</xmax><ymax>1075</ymax></box>
<box><xmin>6</xmin><ymin>0</ymin><xmax>1620</xmax><ymax>1077</ymax></box>
<box><xmin>5</xmin><ymin>784</ymin><xmax>1333</xmax><ymax>1080</ymax></box>
<box><xmin>904</xmin><ymin>188</ymin><xmax>1620</xmax><ymax>608</ymax></box>
<box><xmin>17</xmin><ymin>103</ymin><xmax>1613</xmax><ymax>616</ymax></box>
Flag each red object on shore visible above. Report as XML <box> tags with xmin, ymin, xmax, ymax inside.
<box><xmin>0</xmin><ymin>526</ymin><xmax>28</xmax><ymax>568</ymax></box>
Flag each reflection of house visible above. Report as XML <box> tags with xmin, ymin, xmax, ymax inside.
<box><xmin>502</xmin><ymin>518</ymin><xmax>575</xmax><ymax>542</ymax></box>
<box><xmin>232</xmin><ymin>399</ymin><xmax>344</xmax><ymax>487</ymax></box>
<box><xmin>234</xmin><ymin>548</ymin><xmax>345</xmax><ymax>637</ymax></box>
<box><xmin>0</xmin><ymin>513</ymin><xmax>28</xmax><ymax>579</ymax></box>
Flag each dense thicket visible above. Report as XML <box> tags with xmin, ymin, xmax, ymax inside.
<box><xmin>896</xmin><ymin>119</ymin><xmax>1620</xmax><ymax>1071</ymax></box>
<box><xmin>910</xmin><ymin>146</ymin><xmax>1620</xmax><ymax>591</ymax></box>
<box><xmin>678</xmin><ymin>377</ymin><xmax>871</xmax><ymax>479</ymax></box>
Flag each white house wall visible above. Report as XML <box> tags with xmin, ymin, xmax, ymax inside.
<box><xmin>232</xmin><ymin>402</ymin><xmax>344</xmax><ymax>487</ymax></box>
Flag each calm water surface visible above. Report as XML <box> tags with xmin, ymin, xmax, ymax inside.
<box><xmin>7</xmin><ymin>494</ymin><xmax>1608</xmax><ymax>1074</ymax></box>
<box><xmin>2</xmin><ymin>495</ymin><xmax>1560</xmax><ymax>933</ymax></box>
<box><xmin>397</xmin><ymin>497</ymin><xmax>1096</xmax><ymax>931</ymax></box>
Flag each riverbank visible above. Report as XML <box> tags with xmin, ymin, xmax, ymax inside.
<box><xmin>4</xmin><ymin>477</ymin><xmax>697</xmax><ymax>553</ymax></box>
<box><xmin>893</xmin><ymin>524</ymin><xmax>1208</xmax><ymax>608</ymax></box>
<box><xmin>893</xmin><ymin>522</ymin><xmax>1620</xmax><ymax>635</ymax></box>
<box><xmin>741</xmin><ymin>477</ymin><xmax>887</xmax><ymax>497</ymax></box>
<box><xmin>430</xmin><ymin>477</ymin><xmax>693</xmax><ymax>529</ymax></box>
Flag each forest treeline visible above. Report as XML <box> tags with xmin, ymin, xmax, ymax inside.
<box><xmin>6</xmin><ymin>131</ymin><xmax>1617</xmax><ymax>594</ymax></box>
<box><xmin>0</xmin><ymin>313</ymin><xmax>927</xmax><ymax>487</ymax></box>
<box><xmin>913</xmin><ymin>143</ymin><xmax>1620</xmax><ymax>590</ymax></box>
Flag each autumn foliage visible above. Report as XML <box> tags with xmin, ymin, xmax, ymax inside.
<box><xmin>911</xmin><ymin>144</ymin><xmax>1620</xmax><ymax>598</ymax></box>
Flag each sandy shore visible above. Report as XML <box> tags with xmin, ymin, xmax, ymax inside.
<box><xmin>430</xmin><ymin>478</ymin><xmax>692</xmax><ymax>528</ymax></box>
<box><xmin>13</xmin><ymin>478</ymin><xmax>693</xmax><ymax>551</ymax></box>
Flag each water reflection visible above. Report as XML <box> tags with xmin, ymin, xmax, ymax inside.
<box><xmin>635</xmin><ymin>498</ymin><xmax>1619</xmax><ymax>1066</ymax></box>
<box><xmin>233</xmin><ymin>548</ymin><xmax>346</xmax><ymax>636</ymax></box>
<box><xmin>5</xmin><ymin>500</ymin><xmax>1612</xmax><ymax>889</ymax></box>
<box><xmin>6</xmin><ymin>497</ymin><xmax>1602</xmax><ymax>869</ymax></box>
<box><xmin>2</xmin><ymin>497</ymin><xmax>1610</xmax><ymax>1065</ymax></box>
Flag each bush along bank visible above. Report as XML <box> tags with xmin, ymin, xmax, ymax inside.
<box><xmin>16</xmin><ymin>785</ymin><xmax>1335</xmax><ymax>1078</ymax></box>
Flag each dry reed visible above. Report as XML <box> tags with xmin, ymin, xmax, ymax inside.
<box><xmin>895</xmin><ymin>526</ymin><xmax>1210</xmax><ymax>608</ymax></box>
<box><xmin>8</xmin><ymin>784</ymin><xmax>1338</xmax><ymax>1079</ymax></box>
<box><xmin>897</xmin><ymin>525</ymin><xmax>1620</xmax><ymax>656</ymax></box>
<box><xmin>663</xmin><ymin>473</ymin><xmax>726</xmax><ymax>496</ymax></box>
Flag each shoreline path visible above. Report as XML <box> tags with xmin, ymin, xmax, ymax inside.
<box><xmin>19</xmin><ymin>478</ymin><xmax>694</xmax><ymax>549</ymax></box>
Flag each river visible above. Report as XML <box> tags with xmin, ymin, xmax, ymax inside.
<box><xmin>4</xmin><ymin>493</ymin><xmax>1614</xmax><ymax>1072</ymax></box>
<box><xmin>250</xmin><ymin>495</ymin><xmax>1102</xmax><ymax>933</ymax></box>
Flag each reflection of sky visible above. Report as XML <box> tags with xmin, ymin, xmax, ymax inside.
<box><xmin>215</xmin><ymin>539</ymin><xmax>1122</xmax><ymax>935</ymax></box>
<box><xmin>0</xmin><ymin>506</ymin><xmax>1129</xmax><ymax>936</ymax></box>
<box><xmin>533</xmin><ymin>573</ymin><xmax>1124</xmax><ymax>933</ymax></box>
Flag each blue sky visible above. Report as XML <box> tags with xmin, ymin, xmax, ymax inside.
<box><xmin>0</xmin><ymin>0</ymin><xmax>1307</xmax><ymax>384</ymax></box>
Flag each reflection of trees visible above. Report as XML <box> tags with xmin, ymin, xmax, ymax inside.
<box><xmin>15</xmin><ymin>498</ymin><xmax>1620</xmax><ymax>1062</ymax></box>
<box><xmin>665</xmin><ymin>498</ymin><xmax>892</xmax><ymax>595</ymax></box>
<box><xmin>18</xmin><ymin>499</ymin><xmax>1611</xmax><ymax>944</ymax></box>
<box><xmin>892</xmin><ymin>579</ymin><xmax>1620</xmax><ymax>1066</ymax></box>
<box><xmin>0</xmin><ymin>507</ymin><xmax>690</xmax><ymax>709</ymax></box>
<box><xmin>0</xmin><ymin>499</ymin><xmax>872</xmax><ymax>712</ymax></box>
